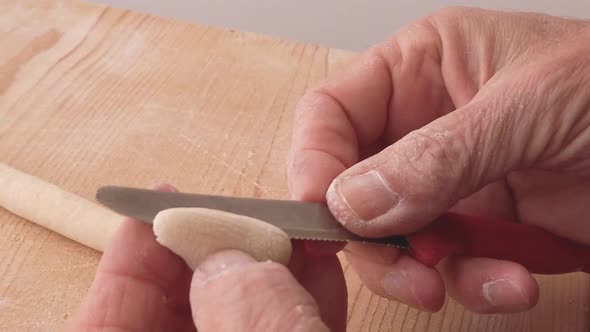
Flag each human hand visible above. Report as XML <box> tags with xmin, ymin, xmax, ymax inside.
<box><xmin>288</xmin><ymin>7</ymin><xmax>590</xmax><ymax>314</ymax></box>
<box><xmin>70</xmin><ymin>184</ymin><xmax>347</xmax><ymax>331</ymax></box>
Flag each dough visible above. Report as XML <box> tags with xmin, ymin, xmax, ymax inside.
<box><xmin>0</xmin><ymin>162</ymin><xmax>120</xmax><ymax>252</ymax></box>
<box><xmin>153</xmin><ymin>207</ymin><xmax>293</xmax><ymax>269</ymax></box>
<box><xmin>0</xmin><ymin>163</ymin><xmax>292</xmax><ymax>262</ymax></box>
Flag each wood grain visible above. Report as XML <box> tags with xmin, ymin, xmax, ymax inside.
<box><xmin>0</xmin><ymin>1</ymin><xmax>588</xmax><ymax>331</ymax></box>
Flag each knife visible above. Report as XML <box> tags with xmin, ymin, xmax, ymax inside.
<box><xmin>96</xmin><ymin>185</ymin><xmax>590</xmax><ymax>275</ymax></box>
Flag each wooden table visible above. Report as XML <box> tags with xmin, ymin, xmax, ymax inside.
<box><xmin>0</xmin><ymin>1</ymin><xmax>588</xmax><ymax>331</ymax></box>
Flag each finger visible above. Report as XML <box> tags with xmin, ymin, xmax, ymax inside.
<box><xmin>507</xmin><ymin>171</ymin><xmax>590</xmax><ymax>244</ymax></box>
<box><xmin>441</xmin><ymin>182</ymin><xmax>539</xmax><ymax>314</ymax></box>
<box><xmin>343</xmin><ymin>242</ymin><xmax>445</xmax><ymax>311</ymax></box>
<box><xmin>324</xmin><ymin>26</ymin><xmax>590</xmax><ymax>237</ymax></box>
<box><xmin>298</xmin><ymin>253</ymin><xmax>348</xmax><ymax>332</ymax></box>
<box><xmin>287</xmin><ymin>50</ymin><xmax>389</xmax><ymax>201</ymax></box>
<box><xmin>325</xmin><ymin>83</ymin><xmax>539</xmax><ymax>237</ymax></box>
<box><xmin>288</xmin><ymin>19</ymin><xmax>458</xmax><ymax>203</ymax></box>
<box><xmin>191</xmin><ymin>250</ymin><xmax>330</xmax><ymax>332</ymax></box>
<box><xmin>440</xmin><ymin>257</ymin><xmax>539</xmax><ymax>313</ymax></box>
<box><xmin>449</xmin><ymin>181</ymin><xmax>517</xmax><ymax>221</ymax></box>
<box><xmin>70</xmin><ymin>184</ymin><xmax>195</xmax><ymax>332</ymax></box>
<box><xmin>287</xmin><ymin>241</ymin><xmax>347</xmax><ymax>331</ymax></box>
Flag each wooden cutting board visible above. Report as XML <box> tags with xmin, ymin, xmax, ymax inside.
<box><xmin>0</xmin><ymin>0</ymin><xmax>588</xmax><ymax>331</ymax></box>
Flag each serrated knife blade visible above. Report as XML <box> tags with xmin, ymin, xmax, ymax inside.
<box><xmin>95</xmin><ymin>185</ymin><xmax>409</xmax><ymax>247</ymax></box>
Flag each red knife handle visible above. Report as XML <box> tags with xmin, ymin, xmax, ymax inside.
<box><xmin>406</xmin><ymin>213</ymin><xmax>590</xmax><ymax>275</ymax></box>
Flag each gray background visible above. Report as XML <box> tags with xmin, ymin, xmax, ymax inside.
<box><xmin>95</xmin><ymin>1</ymin><xmax>587</xmax><ymax>51</ymax></box>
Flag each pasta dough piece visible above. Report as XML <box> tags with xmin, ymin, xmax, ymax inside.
<box><xmin>0</xmin><ymin>162</ymin><xmax>120</xmax><ymax>252</ymax></box>
<box><xmin>153</xmin><ymin>207</ymin><xmax>292</xmax><ymax>269</ymax></box>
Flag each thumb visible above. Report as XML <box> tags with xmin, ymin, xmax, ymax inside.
<box><xmin>190</xmin><ymin>250</ymin><xmax>331</xmax><ymax>332</ymax></box>
<box><xmin>326</xmin><ymin>98</ymin><xmax>524</xmax><ymax>237</ymax></box>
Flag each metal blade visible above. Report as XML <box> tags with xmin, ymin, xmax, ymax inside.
<box><xmin>96</xmin><ymin>185</ymin><xmax>408</xmax><ymax>247</ymax></box>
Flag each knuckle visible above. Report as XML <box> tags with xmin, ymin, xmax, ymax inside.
<box><xmin>293</xmin><ymin>90</ymin><xmax>325</xmax><ymax>123</ymax></box>
<box><xmin>428</xmin><ymin>6</ymin><xmax>479</xmax><ymax>23</ymax></box>
<box><xmin>396</xmin><ymin>124</ymin><xmax>473</xmax><ymax>196</ymax></box>
<box><xmin>227</xmin><ymin>261</ymin><xmax>290</xmax><ymax>297</ymax></box>
<box><xmin>516</xmin><ymin>50</ymin><xmax>590</xmax><ymax>166</ymax></box>
<box><xmin>274</xmin><ymin>303</ymin><xmax>326</xmax><ymax>332</ymax></box>
<box><xmin>486</xmin><ymin>42</ymin><xmax>590</xmax><ymax>168</ymax></box>
<box><xmin>245</xmin><ymin>263</ymin><xmax>323</xmax><ymax>331</ymax></box>
<box><xmin>204</xmin><ymin>262</ymin><xmax>323</xmax><ymax>331</ymax></box>
<box><xmin>384</xmin><ymin>17</ymin><xmax>440</xmax><ymax>66</ymax></box>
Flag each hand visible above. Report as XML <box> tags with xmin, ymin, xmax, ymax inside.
<box><xmin>70</xmin><ymin>184</ymin><xmax>347</xmax><ymax>331</ymax></box>
<box><xmin>288</xmin><ymin>7</ymin><xmax>590</xmax><ymax>313</ymax></box>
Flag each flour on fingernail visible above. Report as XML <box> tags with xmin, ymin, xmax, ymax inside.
<box><xmin>326</xmin><ymin>179</ymin><xmax>360</xmax><ymax>226</ymax></box>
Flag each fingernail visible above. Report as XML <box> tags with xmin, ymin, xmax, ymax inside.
<box><xmin>482</xmin><ymin>278</ymin><xmax>529</xmax><ymax>309</ymax></box>
<box><xmin>327</xmin><ymin>170</ymin><xmax>399</xmax><ymax>224</ymax></box>
<box><xmin>381</xmin><ymin>270</ymin><xmax>424</xmax><ymax>309</ymax></box>
<box><xmin>193</xmin><ymin>250</ymin><xmax>256</xmax><ymax>285</ymax></box>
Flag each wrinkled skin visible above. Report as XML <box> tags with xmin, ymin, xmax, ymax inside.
<box><xmin>289</xmin><ymin>7</ymin><xmax>590</xmax><ymax>314</ymax></box>
<box><xmin>71</xmin><ymin>7</ymin><xmax>590</xmax><ymax>332</ymax></box>
<box><xmin>69</xmin><ymin>185</ymin><xmax>346</xmax><ymax>332</ymax></box>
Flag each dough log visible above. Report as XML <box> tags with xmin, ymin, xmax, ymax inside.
<box><xmin>0</xmin><ymin>163</ymin><xmax>292</xmax><ymax>264</ymax></box>
<box><xmin>0</xmin><ymin>162</ymin><xmax>120</xmax><ymax>252</ymax></box>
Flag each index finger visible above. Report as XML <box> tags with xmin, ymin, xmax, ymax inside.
<box><xmin>286</xmin><ymin>20</ymin><xmax>454</xmax><ymax>313</ymax></box>
<box><xmin>69</xmin><ymin>184</ymin><xmax>194</xmax><ymax>332</ymax></box>
<box><xmin>288</xmin><ymin>19</ymin><xmax>450</xmax><ymax>202</ymax></box>
<box><xmin>287</xmin><ymin>47</ymin><xmax>392</xmax><ymax>201</ymax></box>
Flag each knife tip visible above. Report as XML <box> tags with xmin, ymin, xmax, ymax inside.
<box><xmin>95</xmin><ymin>185</ymin><xmax>121</xmax><ymax>203</ymax></box>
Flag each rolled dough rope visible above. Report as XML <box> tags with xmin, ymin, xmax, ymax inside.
<box><xmin>0</xmin><ymin>162</ymin><xmax>120</xmax><ymax>252</ymax></box>
<box><xmin>153</xmin><ymin>207</ymin><xmax>293</xmax><ymax>269</ymax></box>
